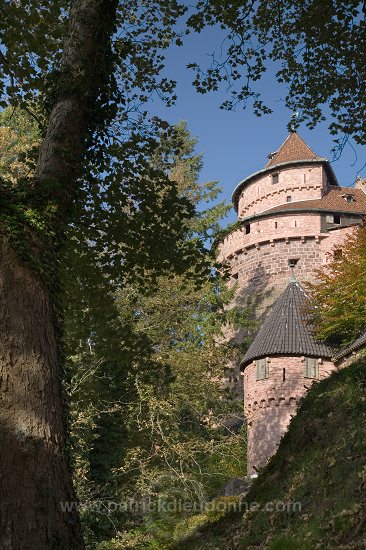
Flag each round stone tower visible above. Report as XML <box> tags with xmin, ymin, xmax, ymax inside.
<box><xmin>219</xmin><ymin>133</ymin><xmax>366</xmax><ymax>475</ymax></box>
<box><xmin>219</xmin><ymin>132</ymin><xmax>366</xmax><ymax>319</ymax></box>
<box><xmin>240</xmin><ymin>278</ymin><xmax>336</xmax><ymax>475</ymax></box>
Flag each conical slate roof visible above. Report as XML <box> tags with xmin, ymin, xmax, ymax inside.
<box><xmin>241</xmin><ymin>280</ymin><xmax>334</xmax><ymax>368</ymax></box>
<box><xmin>265</xmin><ymin>132</ymin><xmax>318</xmax><ymax>168</ymax></box>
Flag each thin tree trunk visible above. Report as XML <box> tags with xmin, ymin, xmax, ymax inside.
<box><xmin>0</xmin><ymin>0</ymin><xmax>118</xmax><ymax>547</ymax></box>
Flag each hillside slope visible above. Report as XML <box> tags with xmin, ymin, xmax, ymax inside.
<box><xmin>171</xmin><ymin>358</ymin><xmax>366</xmax><ymax>549</ymax></box>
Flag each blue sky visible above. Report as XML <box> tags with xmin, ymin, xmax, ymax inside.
<box><xmin>148</xmin><ymin>28</ymin><xmax>366</xmax><ymax>225</ymax></box>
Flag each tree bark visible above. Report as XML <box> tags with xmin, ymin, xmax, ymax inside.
<box><xmin>0</xmin><ymin>0</ymin><xmax>118</xmax><ymax>547</ymax></box>
<box><xmin>35</xmin><ymin>0</ymin><xmax>118</xmax><ymax>212</ymax></box>
<box><xmin>0</xmin><ymin>238</ymin><xmax>83</xmax><ymax>548</ymax></box>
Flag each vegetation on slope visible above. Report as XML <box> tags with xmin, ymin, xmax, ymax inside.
<box><xmin>170</xmin><ymin>357</ymin><xmax>366</xmax><ymax>549</ymax></box>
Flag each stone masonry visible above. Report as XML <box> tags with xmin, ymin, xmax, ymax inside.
<box><xmin>218</xmin><ymin>133</ymin><xmax>366</xmax><ymax>475</ymax></box>
<box><xmin>243</xmin><ymin>355</ymin><xmax>336</xmax><ymax>474</ymax></box>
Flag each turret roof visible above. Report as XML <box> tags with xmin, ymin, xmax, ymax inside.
<box><xmin>231</xmin><ymin>133</ymin><xmax>337</xmax><ymax>211</ymax></box>
<box><xmin>241</xmin><ymin>280</ymin><xmax>334</xmax><ymax>369</ymax></box>
<box><xmin>265</xmin><ymin>132</ymin><xmax>319</xmax><ymax>167</ymax></box>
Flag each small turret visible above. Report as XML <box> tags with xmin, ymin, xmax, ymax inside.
<box><xmin>241</xmin><ymin>279</ymin><xmax>333</xmax><ymax>369</ymax></box>
<box><xmin>241</xmin><ymin>278</ymin><xmax>336</xmax><ymax>475</ymax></box>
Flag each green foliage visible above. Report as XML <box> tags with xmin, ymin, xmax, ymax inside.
<box><xmin>0</xmin><ymin>110</ymin><xmax>65</xmax><ymax>307</ymax></box>
<box><xmin>66</xmin><ymin>123</ymin><xmax>249</xmax><ymax>548</ymax></box>
<box><xmin>2</xmin><ymin>1</ymin><xmax>364</xmax><ymax>157</ymax></box>
<box><xmin>0</xmin><ymin>107</ymin><xmax>41</xmax><ymax>183</ymax></box>
<box><xmin>186</xmin><ymin>0</ymin><xmax>366</xmax><ymax>147</ymax></box>
<box><xmin>96</xmin><ymin>531</ymin><xmax>154</xmax><ymax>550</ymax></box>
<box><xmin>172</xmin><ymin>496</ymin><xmax>241</xmax><ymax>542</ymax></box>
<box><xmin>170</xmin><ymin>358</ymin><xmax>366</xmax><ymax>549</ymax></box>
<box><xmin>1</xmin><ymin>5</ymin><xmax>217</xmax><ymax>294</ymax></box>
<box><xmin>0</xmin><ymin>1</ymin><xmax>185</xmax><ymax>110</ymax></box>
<box><xmin>307</xmin><ymin>225</ymin><xmax>366</xmax><ymax>346</ymax></box>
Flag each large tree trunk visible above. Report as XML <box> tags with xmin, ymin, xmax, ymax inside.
<box><xmin>0</xmin><ymin>238</ymin><xmax>83</xmax><ymax>548</ymax></box>
<box><xmin>0</xmin><ymin>0</ymin><xmax>118</xmax><ymax>547</ymax></box>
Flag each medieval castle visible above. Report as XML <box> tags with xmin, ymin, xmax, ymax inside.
<box><xmin>219</xmin><ymin>132</ymin><xmax>366</xmax><ymax>476</ymax></box>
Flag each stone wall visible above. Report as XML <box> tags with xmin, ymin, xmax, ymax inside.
<box><xmin>220</xmin><ymin>212</ymin><xmax>323</xmax><ymax>259</ymax></box>
<box><xmin>320</xmin><ymin>225</ymin><xmax>356</xmax><ymax>263</ymax></box>
<box><xmin>222</xmin><ymin>233</ymin><xmax>324</xmax><ymax>319</ymax></box>
<box><xmin>220</xmin><ymin>219</ymin><xmax>358</xmax><ymax>320</ymax></box>
<box><xmin>336</xmin><ymin>349</ymin><xmax>366</xmax><ymax>369</ymax></box>
<box><xmin>243</xmin><ymin>356</ymin><xmax>337</xmax><ymax>474</ymax></box>
<box><xmin>237</xmin><ymin>164</ymin><xmax>325</xmax><ymax>218</ymax></box>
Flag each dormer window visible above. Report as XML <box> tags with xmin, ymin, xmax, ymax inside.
<box><xmin>326</xmin><ymin>214</ymin><xmax>341</xmax><ymax>224</ymax></box>
<box><xmin>344</xmin><ymin>194</ymin><xmax>355</xmax><ymax>203</ymax></box>
<box><xmin>268</xmin><ymin>150</ymin><xmax>278</xmax><ymax>161</ymax></box>
<box><xmin>272</xmin><ymin>173</ymin><xmax>279</xmax><ymax>184</ymax></box>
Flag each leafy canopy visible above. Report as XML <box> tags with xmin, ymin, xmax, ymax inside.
<box><xmin>67</xmin><ymin>122</ymin><xmax>249</xmax><ymax>549</ymax></box>
<box><xmin>187</xmin><ymin>0</ymin><xmax>366</xmax><ymax>148</ymax></box>
<box><xmin>1</xmin><ymin>1</ymin><xmax>365</xmax><ymax>154</ymax></box>
<box><xmin>0</xmin><ymin>108</ymin><xmax>40</xmax><ymax>184</ymax></box>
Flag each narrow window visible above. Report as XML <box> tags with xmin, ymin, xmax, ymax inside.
<box><xmin>272</xmin><ymin>173</ymin><xmax>279</xmax><ymax>184</ymax></box>
<box><xmin>245</xmin><ymin>224</ymin><xmax>251</xmax><ymax>234</ymax></box>
<box><xmin>287</xmin><ymin>196</ymin><xmax>292</xmax><ymax>202</ymax></box>
<box><xmin>334</xmin><ymin>249</ymin><xmax>343</xmax><ymax>260</ymax></box>
<box><xmin>283</xmin><ymin>368</ymin><xmax>286</xmax><ymax>381</ymax></box>
<box><xmin>304</xmin><ymin>357</ymin><xmax>318</xmax><ymax>379</ymax></box>
<box><xmin>288</xmin><ymin>258</ymin><xmax>299</xmax><ymax>268</ymax></box>
<box><xmin>256</xmin><ymin>358</ymin><xmax>268</xmax><ymax>380</ymax></box>
<box><xmin>294</xmin><ymin>220</ymin><xmax>297</xmax><ymax>228</ymax></box>
<box><xmin>274</xmin><ymin>221</ymin><xmax>278</xmax><ymax>229</ymax></box>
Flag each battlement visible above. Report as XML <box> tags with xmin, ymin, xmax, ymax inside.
<box><xmin>246</xmin><ymin>395</ymin><xmax>299</xmax><ymax>414</ymax></box>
